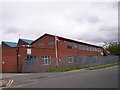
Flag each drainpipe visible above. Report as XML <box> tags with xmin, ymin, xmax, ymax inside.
<box><xmin>16</xmin><ymin>46</ymin><xmax>19</xmax><ymax>72</ymax></box>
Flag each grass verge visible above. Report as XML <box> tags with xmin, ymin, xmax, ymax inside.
<box><xmin>87</xmin><ymin>62</ymin><xmax>120</xmax><ymax>70</ymax></box>
<box><xmin>48</xmin><ymin>62</ymin><xmax>120</xmax><ymax>72</ymax></box>
<box><xmin>47</xmin><ymin>66</ymin><xmax>83</xmax><ymax>72</ymax></box>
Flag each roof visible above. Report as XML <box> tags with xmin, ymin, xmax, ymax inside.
<box><xmin>31</xmin><ymin>33</ymin><xmax>103</xmax><ymax>48</ymax></box>
<box><xmin>3</xmin><ymin>41</ymin><xmax>17</xmax><ymax>47</ymax></box>
<box><xmin>20</xmin><ymin>39</ymin><xmax>34</xmax><ymax>45</ymax></box>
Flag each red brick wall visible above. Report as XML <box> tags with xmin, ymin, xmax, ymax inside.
<box><xmin>2</xmin><ymin>47</ymin><xmax>17</xmax><ymax>72</ymax></box>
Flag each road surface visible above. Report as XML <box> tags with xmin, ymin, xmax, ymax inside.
<box><xmin>4</xmin><ymin>66</ymin><xmax>119</xmax><ymax>88</ymax></box>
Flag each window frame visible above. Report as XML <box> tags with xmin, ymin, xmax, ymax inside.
<box><xmin>42</xmin><ymin>56</ymin><xmax>51</xmax><ymax>65</ymax></box>
<box><xmin>68</xmin><ymin>56</ymin><xmax>73</xmax><ymax>63</ymax></box>
<box><xmin>73</xmin><ymin>43</ymin><xmax>78</xmax><ymax>49</ymax></box>
<box><xmin>67</xmin><ymin>42</ymin><xmax>72</xmax><ymax>49</ymax></box>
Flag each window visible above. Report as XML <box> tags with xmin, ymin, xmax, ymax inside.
<box><xmin>26</xmin><ymin>56</ymin><xmax>36</xmax><ymax>60</ymax></box>
<box><xmin>90</xmin><ymin>46</ymin><xmax>92</xmax><ymax>51</ymax></box>
<box><xmin>86</xmin><ymin>46</ymin><xmax>89</xmax><ymax>51</ymax></box>
<box><xmin>98</xmin><ymin>48</ymin><xmax>101</xmax><ymax>52</ymax></box>
<box><xmin>84</xmin><ymin>45</ymin><xmax>87</xmax><ymax>50</ymax></box>
<box><xmin>82</xmin><ymin>45</ymin><xmax>85</xmax><ymax>50</ymax></box>
<box><xmin>74</xmin><ymin>56</ymin><xmax>79</xmax><ymax>62</ymax></box>
<box><xmin>95</xmin><ymin>48</ymin><xmax>97</xmax><ymax>52</ymax></box>
<box><xmin>73</xmin><ymin>43</ymin><xmax>78</xmax><ymax>49</ymax></box>
<box><xmin>79</xmin><ymin>44</ymin><xmax>83</xmax><ymax>50</ymax></box>
<box><xmin>67</xmin><ymin>42</ymin><xmax>72</xmax><ymax>49</ymax></box>
<box><xmin>39</xmin><ymin>42</ymin><xmax>45</xmax><ymax>46</ymax></box>
<box><xmin>88</xmin><ymin>46</ymin><xmax>90</xmax><ymax>51</ymax></box>
<box><xmin>82</xmin><ymin>45</ymin><xmax>86</xmax><ymax>50</ymax></box>
<box><xmin>93</xmin><ymin>47</ymin><xmax>95</xmax><ymax>51</ymax></box>
<box><xmin>68</xmin><ymin>56</ymin><xmax>73</xmax><ymax>63</ymax></box>
<box><xmin>27</xmin><ymin>48</ymin><xmax>31</xmax><ymax>55</ymax></box>
<box><xmin>42</xmin><ymin>56</ymin><xmax>51</xmax><ymax>65</ymax></box>
<box><xmin>91</xmin><ymin>47</ymin><xmax>94</xmax><ymax>51</ymax></box>
<box><xmin>48</xmin><ymin>41</ymin><xmax>55</xmax><ymax>45</ymax></box>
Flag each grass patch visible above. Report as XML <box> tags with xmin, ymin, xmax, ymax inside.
<box><xmin>48</xmin><ymin>62</ymin><xmax>120</xmax><ymax>72</ymax></box>
<box><xmin>87</xmin><ymin>62</ymin><xmax>120</xmax><ymax>70</ymax></box>
<box><xmin>47</xmin><ymin>66</ymin><xmax>83</xmax><ymax>72</ymax></box>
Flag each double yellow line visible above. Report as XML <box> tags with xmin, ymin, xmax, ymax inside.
<box><xmin>6</xmin><ymin>80</ymin><xmax>14</xmax><ymax>87</ymax></box>
<box><xmin>0</xmin><ymin>80</ymin><xmax>14</xmax><ymax>90</ymax></box>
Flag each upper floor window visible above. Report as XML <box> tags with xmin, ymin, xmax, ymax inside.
<box><xmin>95</xmin><ymin>48</ymin><xmax>98</xmax><ymax>52</ymax></box>
<box><xmin>79</xmin><ymin>44</ymin><xmax>83</xmax><ymax>50</ymax></box>
<box><xmin>73</xmin><ymin>43</ymin><xmax>78</xmax><ymax>49</ymax></box>
<box><xmin>98</xmin><ymin>48</ymin><xmax>101</xmax><ymax>52</ymax></box>
<box><xmin>86</xmin><ymin>46</ymin><xmax>89</xmax><ymax>51</ymax></box>
<box><xmin>82</xmin><ymin>45</ymin><xmax>87</xmax><ymax>50</ymax></box>
<box><xmin>93</xmin><ymin>47</ymin><xmax>96</xmax><ymax>51</ymax></box>
<box><xmin>39</xmin><ymin>42</ymin><xmax>45</xmax><ymax>46</ymax></box>
<box><xmin>90</xmin><ymin>46</ymin><xmax>93</xmax><ymax>51</ymax></box>
<box><xmin>48</xmin><ymin>41</ymin><xmax>55</xmax><ymax>45</ymax></box>
<box><xmin>91</xmin><ymin>47</ymin><xmax>94</xmax><ymax>51</ymax></box>
<box><xmin>84</xmin><ymin>45</ymin><xmax>88</xmax><ymax>50</ymax></box>
<box><xmin>67</xmin><ymin>42</ymin><xmax>72</xmax><ymax>49</ymax></box>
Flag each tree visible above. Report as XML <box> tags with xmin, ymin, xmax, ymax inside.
<box><xmin>103</xmin><ymin>42</ymin><xmax>120</xmax><ymax>56</ymax></box>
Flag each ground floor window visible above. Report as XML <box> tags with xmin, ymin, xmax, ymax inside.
<box><xmin>68</xmin><ymin>56</ymin><xmax>73</xmax><ymax>63</ymax></box>
<box><xmin>42</xmin><ymin>56</ymin><xmax>51</xmax><ymax>65</ymax></box>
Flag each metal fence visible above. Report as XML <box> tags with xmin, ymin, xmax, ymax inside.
<box><xmin>22</xmin><ymin>56</ymin><xmax>119</xmax><ymax>73</ymax></box>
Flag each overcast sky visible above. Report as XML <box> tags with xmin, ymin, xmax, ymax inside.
<box><xmin>0</xmin><ymin>1</ymin><xmax>118</xmax><ymax>46</ymax></box>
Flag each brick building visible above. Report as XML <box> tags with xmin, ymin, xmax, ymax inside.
<box><xmin>1</xmin><ymin>33</ymin><xmax>103</xmax><ymax>72</ymax></box>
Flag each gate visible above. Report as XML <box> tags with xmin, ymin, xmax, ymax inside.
<box><xmin>23</xmin><ymin>59</ymin><xmax>39</xmax><ymax>72</ymax></box>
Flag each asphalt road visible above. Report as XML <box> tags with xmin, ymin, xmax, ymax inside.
<box><xmin>6</xmin><ymin>66</ymin><xmax>119</xmax><ymax>88</ymax></box>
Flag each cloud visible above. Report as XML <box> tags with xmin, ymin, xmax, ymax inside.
<box><xmin>3</xmin><ymin>26</ymin><xmax>20</xmax><ymax>34</ymax></box>
<box><xmin>1</xmin><ymin>2</ymin><xmax>118</xmax><ymax>46</ymax></box>
<box><xmin>86</xmin><ymin>15</ymin><xmax>100</xmax><ymax>23</ymax></box>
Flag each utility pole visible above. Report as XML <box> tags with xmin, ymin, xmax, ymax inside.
<box><xmin>55</xmin><ymin>36</ymin><xmax>59</xmax><ymax>67</ymax></box>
